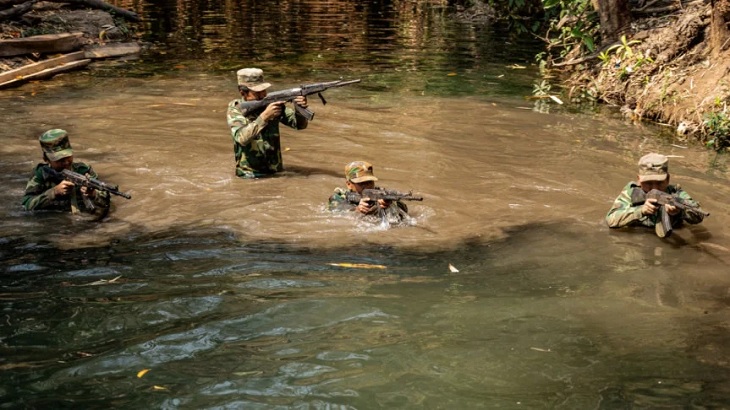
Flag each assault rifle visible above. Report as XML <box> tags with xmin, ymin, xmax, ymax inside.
<box><xmin>239</xmin><ymin>79</ymin><xmax>361</xmax><ymax>121</ymax></box>
<box><xmin>346</xmin><ymin>188</ymin><xmax>423</xmax><ymax>204</ymax></box>
<box><xmin>630</xmin><ymin>188</ymin><xmax>709</xmax><ymax>238</ymax></box>
<box><xmin>42</xmin><ymin>167</ymin><xmax>132</xmax><ymax>211</ymax></box>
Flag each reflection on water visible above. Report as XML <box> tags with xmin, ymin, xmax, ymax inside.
<box><xmin>2</xmin><ymin>0</ymin><xmax>730</xmax><ymax>407</ymax></box>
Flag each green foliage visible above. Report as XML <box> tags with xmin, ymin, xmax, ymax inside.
<box><xmin>703</xmin><ymin>110</ymin><xmax>730</xmax><ymax>151</ymax></box>
<box><xmin>541</xmin><ymin>0</ymin><xmax>598</xmax><ymax>59</ymax></box>
<box><xmin>605</xmin><ymin>35</ymin><xmax>640</xmax><ymax>60</ymax></box>
<box><xmin>533</xmin><ymin>79</ymin><xmax>551</xmax><ymax>96</ymax></box>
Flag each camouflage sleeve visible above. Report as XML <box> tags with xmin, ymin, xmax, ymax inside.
<box><xmin>605</xmin><ymin>182</ymin><xmax>646</xmax><ymax>228</ymax></box>
<box><xmin>227</xmin><ymin>99</ymin><xmax>272</xmax><ymax>146</ymax></box>
<box><xmin>328</xmin><ymin>187</ymin><xmax>354</xmax><ymax>212</ymax></box>
<box><xmin>279</xmin><ymin>106</ymin><xmax>307</xmax><ymax>130</ymax></box>
<box><xmin>674</xmin><ymin>188</ymin><xmax>705</xmax><ymax>225</ymax></box>
<box><xmin>22</xmin><ymin>165</ymin><xmax>57</xmax><ymax>211</ymax></box>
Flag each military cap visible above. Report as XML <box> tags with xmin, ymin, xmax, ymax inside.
<box><xmin>345</xmin><ymin>161</ymin><xmax>378</xmax><ymax>183</ymax></box>
<box><xmin>39</xmin><ymin>129</ymin><xmax>73</xmax><ymax>161</ymax></box>
<box><xmin>237</xmin><ymin>68</ymin><xmax>272</xmax><ymax>92</ymax></box>
<box><xmin>638</xmin><ymin>153</ymin><xmax>669</xmax><ymax>182</ymax></box>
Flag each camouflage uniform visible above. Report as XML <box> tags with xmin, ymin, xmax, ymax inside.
<box><xmin>23</xmin><ymin>162</ymin><xmax>110</xmax><ymax>213</ymax></box>
<box><xmin>604</xmin><ymin>182</ymin><xmax>704</xmax><ymax>228</ymax></box>
<box><xmin>327</xmin><ymin>161</ymin><xmax>410</xmax><ymax>223</ymax></box>
<box><xmin>605</xmin><ymin>153</ymin><xmax>705</xmax><ymax>229</ymax></box>
<box><xmin>226</xmin><ymin>68</ymin><xmax>306</xmax><ymax>178</ymax></box>
<box><xmin>22</xmin><ymin>129</ymin><xmax>110</xmax><ymax>217</ymax></box>
<box><xmin>328</xmin><ymin>186</ymin><xmax>409</xmax><ymax>219</ymax></box>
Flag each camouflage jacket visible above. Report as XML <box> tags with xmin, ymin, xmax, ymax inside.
<box><xmin>226</xmin><ymin>98</ymin><xmax>305</xmax><ymax>178</ymax></box>
<box><xmin>328</xmin><ymin>187</ymin><xmax>409</xmax><ymax>220</ymax></box>
<box><xmin>22</xmin><ymin>162</ymin><xmax>110</xmax><ymax>216</ymax></box>
<box><xmin>605</xmin><ymin>182</ymin><xmax>705</xmax><ymax>229</ymax></box>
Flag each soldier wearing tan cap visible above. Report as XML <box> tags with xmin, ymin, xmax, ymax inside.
<box><xmin>226</xmin><ymin>68</ymin><xmax>309</xmax><ymax>178</ymax></box>
<box><xmin>327</xmin><ymin>161</ymin><xmax>409</xmax><ymax>222</ymax></box>
<box><xmin>605</xmin><ymin>153</ymin><xmax>705</xmax><ymax>231</ymax></box>
<box><xmin>22</xmin><ymin>129</ymin><xmax>110</xmax><ymax>218</ymax></box>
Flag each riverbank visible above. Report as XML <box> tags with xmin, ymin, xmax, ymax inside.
<box><xmin>554</xmin><ymin>2</ymin><xmax>729</xmax><ymax>152</ymax></box>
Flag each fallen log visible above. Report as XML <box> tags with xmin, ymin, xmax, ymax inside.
<box><xmin>84</xmin><ymin>42</ymin><xmax>140</xmax><ymax>59</ymax></box>
<box><xmin>60</xmin><ymin>0</ymin><xmax>139</xmax><ymax>22</ymax></box>
<box><xmin>0</xmin><ymin>0</ymin><xmax>139</xmax><ymax>22</ymax></box>
<box><xmin>0</xmin><ymin>51</ymin><xmax>88</xmax><ymax>89</ymax></box>
<box><xmin>0</xmin><ymin>0</ymin><xmax>37</xmax><ymax>21</ymax></box>
<box><xmin>0</xmin><ymin>32</ymin><xmax>84</xmax><ymax>57</ymax></box>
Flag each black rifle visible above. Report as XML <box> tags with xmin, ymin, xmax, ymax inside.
<box><xmin>42</xmin><ymin>167</ymin><xmax>132</xmax><ymax>211</ymax></box>
<box><xmin>239</xmin><ymin>79</ymin><xmax>361</xmax><ymax>121</ymax></box>
<box><xmin>346</xmin><ymin>188</ymin><xmax>423</xmax><ymax>204</ymax></box>
<box><xmin>630</xmin><ymin>188</ymin><xmax>709</xmax><ymax>238</ymax></box>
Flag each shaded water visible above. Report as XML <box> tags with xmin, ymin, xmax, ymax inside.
<box><xmin>2</xmin><ymin>0</ymin><xmax>730</xmax><ymax>408</ymax></box>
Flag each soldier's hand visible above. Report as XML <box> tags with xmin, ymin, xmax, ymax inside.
<box><xmin>261</xmin><ymin>101</ymin><xmax>285</xmax><ymax>122</ymax></box>
<box><xmin>293</xmin><ymin>95</ymin><xmax>308</xmax><ymax>108</ymax></box>
<box><xmin>665</xmin><ymin>203</ymin><xmax>680</xmax><ymax>216</ymax></box>
<box><xmin>641</xmin><ymin>198</ymin><xmax>658</xmax><ymax>216</ymax></box>
<box><xmin>54</xmin><ymin>180</ymin><xmax>75</xmax><ymax>196</ymax></box>
<box><xmin>80</xmin><ymin>185</ymin><xmax>96</xmax><ymax>198</ymax></box>
<box><xmin>356</xmin><ymin>198</ymin><xmax>375</xmax><ymax>214</ymax></box>
<box><xmin>377</xmin><ymin>199</ymin><xmax>391</xmax><ymax>209</ymax></box>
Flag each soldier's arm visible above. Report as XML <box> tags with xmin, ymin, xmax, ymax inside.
<box><xmin>22</xmin><ymin>170</ymin><xmax>57</xmax><ymax>211</ymax></box>
<box><xmin>605</xmin><ymin>185</ymin><xmax>647</xmax><ymax>228</ymax></box>
<box><xmin>227</xmin><ymin>99</ymin><xmax>271</xmax><ymax>146</ymax></box>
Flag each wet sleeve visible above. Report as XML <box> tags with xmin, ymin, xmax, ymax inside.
<box><xmin>676</xmin><ymin>189</ymin><xmax>706</xmax><ymax>225</ymax></box>
<box><xmin>227</xmin><ymin>99</ymin><xmax>271</xmax><ymax>146</ymax></box>
<box><xmin>605</xmin><ymin>186</ymin><xmax>645</xmax><ymax>228</ymax></box>
<box><xmin>328</xmin><ymin>188</ymin><xmax>354</xmax><ymax>212</ymax></box>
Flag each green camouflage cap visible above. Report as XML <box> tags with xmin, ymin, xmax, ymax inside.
<box><xmin>39</xmin><ymin>129</ymin><xmax>73</xmax><ymax>161</ymax></box>
<box><xmin>237</xmin><ymin>68</ymin><xmax>271</xmax><ymax>92</ymax></box>
<box><xmin>345</xmin><ymin>161</ymin><xmax>378</xmax><ymax>183</ymax></box>
<box><xmin>638</xmin><ymin>153</ymin><xmax>668</xmax><ymax>182</ymax></box>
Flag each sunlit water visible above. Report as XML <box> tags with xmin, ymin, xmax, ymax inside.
<box><xmin>1</xmin><ymin>0</ymin><xmax>730</xmax><ymax>408</ymax></box>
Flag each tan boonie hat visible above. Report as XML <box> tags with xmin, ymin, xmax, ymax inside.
<box><xmin>345</xmin><ymin>161</ymin><xmax>378</xmax><ymax>183</ymax></box>
<box><xmin>638</xmin><ymin>153</ymin><xmax>669</xmax><ymax>182</ymax></box>
<box><xmin>237</xmin><ymin>68</ymin><xmax>272</xmax><ymax>92</ymax></box>
<box><xmin>39</xmin><ymin>129</ymin><xmax>73</xmax><ymax>161</ymax></box>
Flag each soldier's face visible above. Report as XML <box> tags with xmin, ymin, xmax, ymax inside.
<box><xmin>346</xmin><ymin>180</ymin><xmax>375</xmax><ymax>194</ymax></box>
<box><xmin>639</xmin><ymin>175</ymin><xmax>669</xmax><ymax>192</ymax></box>
<box><xmin>243</xmin><ymin>90</ymin><xmax>267</xmax><ymax>101</ymax></box>
<box><xmin>49</xmin><ymin>155</ymin><xmax>73</xmax><ymax>171</ymax></box>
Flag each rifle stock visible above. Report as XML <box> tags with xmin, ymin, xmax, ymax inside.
<box><xmin>239</xmin><ymin>79</ymin><xmax>361</xmax><ymax>121</ymax></box>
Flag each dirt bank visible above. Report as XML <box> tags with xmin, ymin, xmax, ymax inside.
<box><xmin>561</xmin><ymin>2</ymin><xmax>729</xmax><ymax>151</ymax></box>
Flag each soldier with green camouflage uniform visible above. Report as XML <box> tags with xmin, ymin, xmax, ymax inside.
<box><xmin>328</xmin><ymin>161</ymin><xmax>409</xmax><ymax>223</ymax></box>
<box><xmin>605</xmin><ymin>153</ymin><xmax>705</xmax><ymax>230</ymax></box>
<box><xmin>22</xmin><ymin>129</ymin><xmax>110</xmax><ymax>218</ymax></box>
<box><xmin>226</xmin><ymin>68</ymin><xmax>309</xmax><ymax>178</ymax></box>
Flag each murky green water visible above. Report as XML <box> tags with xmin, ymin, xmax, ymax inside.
<box><xmin>2</xmin><ymin>0</ymin><xmax>730</xmax><ymax>408</ymax></box>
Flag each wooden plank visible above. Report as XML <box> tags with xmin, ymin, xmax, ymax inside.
<box><xmin>0</xmin><ymin>52</ymin><xmax>87</xmax><ymax>88</ymax></box>
<box><xmin>0</xmin><ymin>32</ymin><xmax>84</xmax><ymax>58</ymax></box>
<box><xmin>0</xmin><ymin>59</ymin><xmax>91</xmax><ymax>88</ymax></box>
<box><xmin>84</xmin><ymin>42</ymin><xmax>141</xmax><ymax>59</ymax></box>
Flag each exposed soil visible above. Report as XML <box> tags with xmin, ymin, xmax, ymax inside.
<box><xmin>561</xmin><ymin>2</ymin><xmax>729</xmax><ymax>150</ymax></box>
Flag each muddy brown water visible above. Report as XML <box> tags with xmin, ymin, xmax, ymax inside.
<box><xmin>1</xmin><ymin>0</ymin><xmax>730</xmax><ymax>407</ymax></box>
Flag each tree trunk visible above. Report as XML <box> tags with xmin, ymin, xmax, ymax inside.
<box><xmin>593</xmin><ymin>0</ymin><xmax>631</xmax><ymax>45</ymax></box>
<box><xmin>711</xmin><ymin>0</ymin><xmax>730</xmax><ymax>57</ymax></box>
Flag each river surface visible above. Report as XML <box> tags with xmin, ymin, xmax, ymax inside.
<box><xmin>2</xmin><ymin>0</ymin><xmax>730</xmax><ymax>408</ymax></box>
